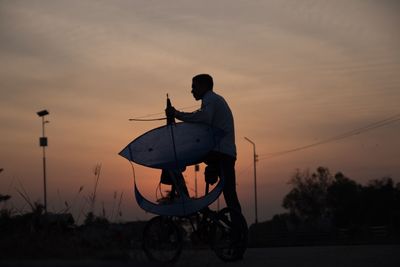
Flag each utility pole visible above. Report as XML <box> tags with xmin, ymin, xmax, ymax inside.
<box><xmin>37</xmin><ymin>109</ymin><xmax>49</xmax><ymax>213</ymax></box>
<box><xmin>244</xmin><ymin>137</ymin><xmax>258</xmax><ymax>224</ymax></box>
<box><xmin>194</xmin><ymin>164</ymin><xmax>199</xmax><ymax>198</ymax></box>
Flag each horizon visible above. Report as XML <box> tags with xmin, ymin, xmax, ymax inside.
<box><xmin>1</xmin><ymin>0</ymin><xmax>399</xmax><ymax>224</ymax></box>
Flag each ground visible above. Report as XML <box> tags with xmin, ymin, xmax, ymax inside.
<box><xmin>1</xmin><ymin>245</ymin><xmax>399</xmax><ymax>267</ymax></box>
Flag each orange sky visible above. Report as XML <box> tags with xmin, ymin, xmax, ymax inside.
<box><xmin>1</xmin><ymin>0</ymin><xmax>399</xmax><ymax>224</ymax></box>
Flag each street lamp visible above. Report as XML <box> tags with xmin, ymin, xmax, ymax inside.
<box><xmin>244</xmin><ymin>137</ymin><xmax>258</xmax><ymax>224</ymax></box>
<box><xmin>37</xmin><ymin>109</ymin><xmax>49</xmax><ymax>213</ymax></box>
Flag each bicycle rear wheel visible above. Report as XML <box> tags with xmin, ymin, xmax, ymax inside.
<box><xmin>142</xmin><ymin>216</ymin><xmax>183</xmax><ymax>263</ymax></box>
<box><xmin>212</xmin><ymin>207</ymin><xmax>248</xmax><ymax>262</ymax></box>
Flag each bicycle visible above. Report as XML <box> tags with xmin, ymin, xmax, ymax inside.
<box><xmin>142</xmin><ymin>183</ymin><xmax>248</xmax><ymax>263</ymax></box>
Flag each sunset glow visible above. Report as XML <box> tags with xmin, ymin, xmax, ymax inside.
<box><xmin>1</xmin><ymin>0</ymin><xmax>399</xmax><ymax>224</ymax></box>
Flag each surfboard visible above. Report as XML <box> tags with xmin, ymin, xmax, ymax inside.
<box><xmin>134</xmin><ymin>169</ymin><xmax>225</xmax><ymax>216</ymax></box>
<box><xmin>119</xmin><ymin>122</ymin><xmax>223</xmax><ymax>169</ymax></box>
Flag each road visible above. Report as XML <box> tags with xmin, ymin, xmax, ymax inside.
<box><xmin>1</xmin><ymin>245</ymin><xmax>399</xmax><ymax>267</ymax></box>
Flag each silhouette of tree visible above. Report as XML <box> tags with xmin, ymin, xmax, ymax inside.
<box><xmin>282</xmin><ymin>166</ymin><xmax>333</xmax><ymax>222</ymax></box>
<box><xmin>250</xmin><ymin>168</ymin><xmax>400</xmax><ymax>246</ymax></box>
<box><xmin>326</xmin><ymin>172</ymin><xmax>361</xmax><ymax>228</ymax></box>
<box><xmin>361</xmin><ymin>177</ymin><xmax>398</xmax><ymax>226</ymax></box>
<box><xmin>283</xmin><ymin>167</ymin><xmax>400</xmax><ymax>229</ymax></box>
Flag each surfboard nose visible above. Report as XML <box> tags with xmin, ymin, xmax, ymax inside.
<box><xmin>119</xmin><ymin>146</ymin><xmax>132</xmax><ymax>161</ymax></box>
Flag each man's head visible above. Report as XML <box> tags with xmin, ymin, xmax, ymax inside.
<box><xmin>191</xmin><ymin>74</ymin><xmax>213</xmax><ymax>100</ymax></box>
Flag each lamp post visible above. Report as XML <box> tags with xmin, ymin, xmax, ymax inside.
<box><xmin>37</xmin><ymin>109</ymin><xmax>49</xmax><ymax>213</ymax></box>
<box><xmin>244</xmin><ymin>137</ymin><xmax>258</xmax><ymax>224</ymax></box>
<box><xmin>194</xmin><ymin>164</ymin><xmax>199</xmax><ymax>198</ymax></box>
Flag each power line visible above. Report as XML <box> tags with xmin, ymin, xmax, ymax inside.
<box><xmin>258</xmin><ymin>113</ymin><xmax>400</xmax><ymax>160</ymax></box>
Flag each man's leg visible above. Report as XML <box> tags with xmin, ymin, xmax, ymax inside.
<box><xmin>220</xmin><ymin>155</ymin><xmax>242</xmax><ymax>213</ymax></box>
<box><xmin>159</xmin><ymin>169</ymin><xmax>188</xmax><ymax>201</ymax></box>
<box><xmin>220</xmin><ymin>154</ymin><xmax>247</xmax><ymax>259</ymax></box>
<box><xmin>171</xmin><ymin>169</ymin><xmax>189</xmax><ymax>198</ymax></box>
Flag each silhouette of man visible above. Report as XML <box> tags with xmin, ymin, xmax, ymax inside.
<box><xmin>166</xmin><ymin>74</ymin><xmax>242</xmax><ymax>214</ymax></box>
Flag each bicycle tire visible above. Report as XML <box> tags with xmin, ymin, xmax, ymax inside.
<box><xmin>142</xmin><ymin>216</ymin><xmax>183</xmax><ymax>263</ymax></box>
<box><xmin>211</xmin><ymin>207</ymin><xmax>248</xmax><ymax>262</ymax></box>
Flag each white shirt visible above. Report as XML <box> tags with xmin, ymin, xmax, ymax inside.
<box><xmin>175</xmin><ymin>90</ymin><xmax>237</xmax><ymax>158</ymax></box>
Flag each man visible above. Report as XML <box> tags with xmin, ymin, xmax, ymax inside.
<box><xmin>166</xmin><ymin>74</ymin><xmax>242</xmax><ymax>214</ymax></box>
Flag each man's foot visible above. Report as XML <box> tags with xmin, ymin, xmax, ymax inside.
<box><xmin>156</xmin><ymin>191</ymin><xmax>175</xmax><ymax>204</ymax></box>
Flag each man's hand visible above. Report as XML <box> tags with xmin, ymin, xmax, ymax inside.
<box><xmin>165</xmin><ymin>105</ymin><xmax>176</xmax><ymax>118</ymax></box>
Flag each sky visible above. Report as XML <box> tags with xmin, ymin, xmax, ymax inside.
<box><xmin>1</xmin><ymin>0</ymin><xmax>399</xmax><ymax>224</ymax></box>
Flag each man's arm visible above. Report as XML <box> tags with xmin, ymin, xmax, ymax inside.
<box><xmin>175</xmin><ymin>102</ymin><xmax>214</xmax><ymax>125</ymax></box>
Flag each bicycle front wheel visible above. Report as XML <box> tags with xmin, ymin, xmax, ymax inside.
<box><xmin>142</xmin><ymin>216</ymin><xmax>183</xmax><ymax>263</ymax></box>
<box><xmin>212</xmin><ymin>207</ymin><xmax>248</xmax><ymax>262</ymax></box>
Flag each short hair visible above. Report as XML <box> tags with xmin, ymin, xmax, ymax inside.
<box><xmin>193</xmin><ymin>74</ymin><xmax>213</xmax><ymax>91</ymax></box>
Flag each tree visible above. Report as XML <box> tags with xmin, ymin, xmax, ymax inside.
<box><xmin>282</xmin><ymin>166</ymin><xmax>333</xmax><ymax>222</ymax></box>
<box><xmin>326</xmin><ymin>172</ymin><xmax>361</xmax><ymax>227</ymax></box>
<box><xmin>361</xmin><ymin>177</ymin><xmax>398</xmax><ymax>226</ymax></box>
